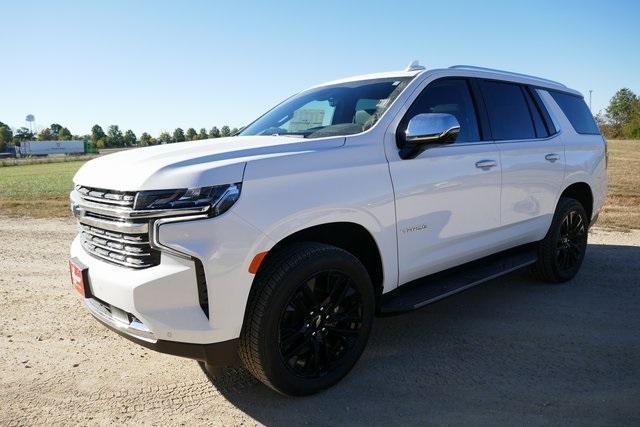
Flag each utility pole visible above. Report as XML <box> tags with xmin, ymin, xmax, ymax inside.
<box><xmin>589</xmin><ymin>90</ymin><xmax>593</xmax><ymax>112</ymax></box>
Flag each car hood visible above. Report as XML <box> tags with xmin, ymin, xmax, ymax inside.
<box><xmin>73</xmin><ymin>135</ymin><xmax>345</xmax><ymax>191</ymax></box>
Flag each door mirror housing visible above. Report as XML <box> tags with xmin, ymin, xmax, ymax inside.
<box><xmin>399</xmin><ymin>113</ymin><xmax>461</xmax><ymax>159</ymax></box>
<box><xmin>405</xmin><ymin>113</ymin><xmax>460</xmax><ymax>144</ymax></box>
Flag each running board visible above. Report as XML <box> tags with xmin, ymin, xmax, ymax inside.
<box><xmin>380</xmin><ymin>246</ymin><xmax>537</xmax><ymax>314</ymax></box>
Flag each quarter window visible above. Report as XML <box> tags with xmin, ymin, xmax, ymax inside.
<box><xmin>549</xmin><ymin>91</ymin><xmax>600</xmax><ymax>135</ymax></box>
<box><xmin>402</xmin><ymin>79</ymin><xmax>480</xmax><ymax>143</ymax></box>
<box><xmin>480</xmin><ymin>81</ymin><xmax>536</xmax><ymax>140</ymax></box>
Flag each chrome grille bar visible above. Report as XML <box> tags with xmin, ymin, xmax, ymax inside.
<box><xmin>71</xmin><ymin>185</ymin><xmax>210</xmax><ymax>269</ymax></box>
<box><xmin>76</xmin><ymin>185</ymin><xmax>136</xmax><ymax>207</ymax></box>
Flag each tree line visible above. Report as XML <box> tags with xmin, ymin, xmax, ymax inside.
<box><xmin>0</xmin><ymin>122</ymin><xmax>240</xmax><ymax>151</ymax></box>
<box><xmin>596</xmin><ymin>88</ymin><xmax>640</xmax><ymax>139</ymax></box>
<box><xmin>90</xmin><ymin>124</ymin><xmax>240</xmax><ymax>148</ymax></box>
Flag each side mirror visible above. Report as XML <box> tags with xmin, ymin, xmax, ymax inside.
<box><xmin>405</xmin><ymin>113</ymin><xmax>460</xmax><ymax>145</ymax></box>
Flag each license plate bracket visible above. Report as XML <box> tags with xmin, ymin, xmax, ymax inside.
<box><xmin>69</xmin><ymin>258</ymin><xmax>91</xmax><ymax>298</ymax></box>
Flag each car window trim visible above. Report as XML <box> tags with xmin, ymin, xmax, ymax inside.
<box><xmin>476</xmin><ymin>78</ymin><xmax>564</xmax><ymax>143</ymax></box>
<box><xmin>526</xmin><ymin>86</ymin><xmax>558</xmax><ymax>136</ymax></box>
<box><xmin>521</xmin><ymin>85</ymin><xmax>548</xmax><ymax>138</ymax></box>
<box><xmin>546</xmin><ymin>89</ymin><xmax>601</xmax><ymax>135</ymax></box>
<box><xmin>396</xmin><ymin>77</ymin><xmax>483</xmax><ymax>147</ymax></box>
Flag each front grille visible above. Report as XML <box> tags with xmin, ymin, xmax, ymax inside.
<box><xmin>76</xmin><ymin>185</ymin><xmax>136</xmax><ymax>207</ymax></box>
<box><xmin>79</xmin><ymin>223</ymin><xmax>160</xmax><ymax>269</ymax></box>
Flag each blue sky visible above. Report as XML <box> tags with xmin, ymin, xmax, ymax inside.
<box><xmin>1</xmin><ymin>0</ymin><xmax>639</xmax><ymax>136</ymax></box>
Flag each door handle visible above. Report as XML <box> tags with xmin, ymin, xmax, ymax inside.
<box><xmin>475</xmin><ymin>160</ymin><xmax>497</xmax><ymax>170</ymax></box>
<box><xmin>545</xmin><ymin>153</ymin><xmax>560</xmax><ymax>163</ymax></box>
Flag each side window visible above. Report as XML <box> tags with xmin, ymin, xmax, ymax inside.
<box><xmin>283</xmin><ymin>100</ymin><xmax>335</xmax><ymax>132</ymax></box>
<box><xmin>402</xmin><ymin>79</ymin><xmax>480</xmax><ymax>142</ymax></box>
<box><xmin>480</xmin><ymin>81</ymin><xmax>536</xmax><ymax>140</ymax></box>
<box><xmin>549</xmin><ymin>91</ymin><xmax>600</xmax><ymax>135</ymax></box>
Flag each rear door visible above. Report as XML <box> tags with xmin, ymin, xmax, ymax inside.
<box><xmin>478</xmin><ymin>80</ymin><xmax>565</xmax><ymax>242</ymax></box>
<box><xmin>386</xmin><ymin>78</ymin><xmax>502</xmax><ymax>285</ymax></box>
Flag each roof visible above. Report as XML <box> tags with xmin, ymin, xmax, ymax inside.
<box><xmin>306</xmin><ymin>64</ymin><xmax>581</xmax><ymax>97</ymax></box>
<box><xmin>308</xmin><ymin>69</ymin><xmax>423</xmax><ymax>89</ymax></box>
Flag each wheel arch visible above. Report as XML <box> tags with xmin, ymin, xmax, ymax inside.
<box><xmin>559</xmin><ymin>182</ymin><xmax>593</xmax><ymax>221</ymax></box>
<box><xmin>250</xmin><ymin>222</ymin><xmax>385</xmax><ymax>306</ymax></box>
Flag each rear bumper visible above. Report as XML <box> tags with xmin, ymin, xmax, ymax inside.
<box><xmin>86</xmin><ymin>296</ymin><xmax>241</xmax><ymax>366</ymax></box>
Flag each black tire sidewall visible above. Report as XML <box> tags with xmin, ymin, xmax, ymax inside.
<box><xmin>547</xmin><ymin>199</ymin><xmax>589</xmax><ymax>281</ymax></box>
<box><xmin>258</xmin><ymin>246</ymin><xmax>375</xmax><ymax>395</ymax></box>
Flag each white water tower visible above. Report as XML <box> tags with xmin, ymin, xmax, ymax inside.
<box><xmin>25</xmin><ymin>114</ymin><xmax>35</xmax><ymax>134</ymax></box>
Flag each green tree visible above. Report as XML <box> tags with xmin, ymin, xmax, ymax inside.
<box><xmin>600</xmin><ymin>88</ymin><xmax>640</xmax><ymax>139</ymax></box>
<box><xmin>50</xmin><ymin>123</ymin><xmax>63</xmax><ymax>139</ymax></box>
<box><xmin>623</xmin><ymin>114</ymin><xmax>640</xmax><ymax>139</ymax></box>
<box><xmin>208</xmin><ymin>126</ymin><xmax>220</xmax><ymax>138</ymax></box>
<box><xmin>58</xmin><ymin>127</ymin><xmax>72</xmax><ymax>140</ymax></box>
<box><xmin>123</xmin><ymin>129</ymin><xmax>137</xmax><ymax>146</ymax></box>
<box><xmin>13</xmin><ymin>127</ymin><xmax>33</xmax><ymax>145</ymax></box>
<box><xmin>37</xmin><ymin>128</ymin><xmax>53</xmax><ymax>140</ymax></box>
<box><xmin>220</xmin><ymin>125</ymin><xmax>231</xmax><ymax>137</ymax></box>
<box><xmin>606</xmin><ymin>89</ymin><xmax>639</xmax><ymax>128</ymax></box>
<box><xmin>91</xmin><ymin>125</ymin><xmax>106</xmax><ymax>144</ymax></box>
<box><xmin>230</xmin><ymin>127</ymin><xmax>239</xmax><ymax>136</ymax></box>
<box><xmin>173</xmin><ymin>127</ymin><xmax>185</xmax><ymax>143</ymax></box>
<box><xmin>107</xmin><ymin>125</ymin><xmax>124</xmax><ymax>147</ymax></box>
<box><xmin>186</xmin><ymin>127</ymin><xmax>197</xmax><ymax>141</ymax></box>
<box><xmin>0</xmin><ymin>125</ymin><xmax>12</xmax><ymax>150</ymax></box>
<box><xmin>198</xmin><ymin>128</ymin><xmax>208</xmax><ymax>140</ymax></box>
<box><xmin>158</xmin><ymin>132</ymin><xmax>172</xmax><ymax>144</ymax></box>
<box><xmin>139</xmin><ymin>132</ymin><xmax>153</xmax><ymax>146</ymax></box>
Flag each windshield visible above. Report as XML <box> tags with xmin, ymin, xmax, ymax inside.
<box><xmin>240</xmin><ymin>77</ymin><xmax>413</xmax><ymax>139</ymax></box>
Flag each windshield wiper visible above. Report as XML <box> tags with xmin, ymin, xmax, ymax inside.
<box><xmin>270</xmin><ymin>133</ymin><xmax>306</xmax><ymax>138</ymax></box>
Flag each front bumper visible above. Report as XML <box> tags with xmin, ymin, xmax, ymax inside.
<box><xmin>70</xmin><ymin>210</ymin><xmax>274</xmax><ymax>363</ymax></box>
<box><xmin>85</xmin><ymin>296</ymin><xmax>240</xmax><ymax>365</ymax></box>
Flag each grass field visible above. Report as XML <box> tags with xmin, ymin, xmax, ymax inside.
<box><xmin>0</xmin><ymin>141</ymin><xmax>639</xmax><ymax>228</ymax></box>
<box><xmin>598</xmin><ymin>140</ymin><xmax>640</xmax><ymax>230</ymax></box>
<box><xmin>0</xmin><ymin>160</ymin><xmax>85</xmax><ymax>218</ymax></box>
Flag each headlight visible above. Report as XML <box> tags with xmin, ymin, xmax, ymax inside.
<box><xmin>134</xmin><ymin>183</ymin><xmax>241</xmax><ymax>216</ymax></box>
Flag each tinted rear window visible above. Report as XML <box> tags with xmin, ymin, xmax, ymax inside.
<box><xmin>549</xmin><ymin>91</ymin><xmax>600</xmax><ymax>135</ymax></box>
<box><xmin>480</xmin><ymin>81</ymin><xmax>536</xmax><ymax>140</ymax></box>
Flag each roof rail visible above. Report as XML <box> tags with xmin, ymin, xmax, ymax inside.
<box><xmin>449</xmin><ymin>65</ymin><xmax>566</xmax><ymax>88</ymax></box>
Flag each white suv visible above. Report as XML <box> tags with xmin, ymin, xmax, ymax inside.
<box><xmin>69</xmin><ymin>63</ymin><xmax>607</xmax><ymax>395</ymax></box>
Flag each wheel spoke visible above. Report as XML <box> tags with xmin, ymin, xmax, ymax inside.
<box><xmin>303</xmin><ymin>281</ymin><xmax>321</xmax><ymax>308</ymax></box>
<box><xmin>554</xmin><ymin>208</ymin><xmax>588</xmax><ymax>273</ymax></box>
<box><xmin>278</xmin><ymin>269</ymin><xmax>364</xmax><ymax>379</ymax></box>
<box><xmin>326</xmin><ymin>325</ymin><xmax>359</xmax><ymax>336</ymax></box>
<box><xmin>283</xmin><ymin>337</ymin><xmax>311</xmax><ymax>359</ymax></box>
<box><xmin>281</xmin><ymin>330</ymin><xmax>304</xmax><ymax>347</ymax></box>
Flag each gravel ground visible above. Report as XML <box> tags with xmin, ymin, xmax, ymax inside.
<box><xmin>1</xmin><ymin>217</ymin><xmax>639</xmax><ymax>426</ymax></box>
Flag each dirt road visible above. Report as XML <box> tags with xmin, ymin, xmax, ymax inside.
<box><xmin>1</xmin><ymin>217</ymin><xmax>639</xmax><ymax>425</ymax></box>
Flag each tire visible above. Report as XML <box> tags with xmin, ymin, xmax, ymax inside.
<box><xmin>239</xmin><ymin>242</ymin><xmax>375</xmax><ymax>396</ymax></box>
<box><xmin>531</xmin><ymin>197</ymin><xmax>589</xmax><ymax>283</ymax></box>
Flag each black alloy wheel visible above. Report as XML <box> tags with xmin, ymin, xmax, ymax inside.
<box><xmin>278</xmin><ymin>270</ymin><xmax>363</xmax><ymax>379</ymax></box>
<box><xmin>555</xmin><ymin>208</ymin><xmax>587</xmax><ymax>274</ymax></box>
<box><xmin>239</xmin><ymin>242</ymin><xmax>374</xmax><ymax>395</ymax></box>
<box><xmin>531</xmin><ymin>197</ymin><xmax>589</xmax><ymax>283</ymax></box>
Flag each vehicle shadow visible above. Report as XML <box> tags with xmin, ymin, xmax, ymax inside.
<box><xmin>204</xmin><ymin>243</ymin><xmax>640</xmax><ymax>425</ymax></box>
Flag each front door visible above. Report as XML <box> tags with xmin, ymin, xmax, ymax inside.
<box><xmin>386</xmin><ymin>78</ymin><xmax>502</xmax><ymax>285</ymax></box>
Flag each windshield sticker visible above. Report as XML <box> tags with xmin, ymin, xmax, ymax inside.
<box><xmin>289</xmin><ymin>109</ymin><xmax>325</xmax><ymax>132</ymax></box>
